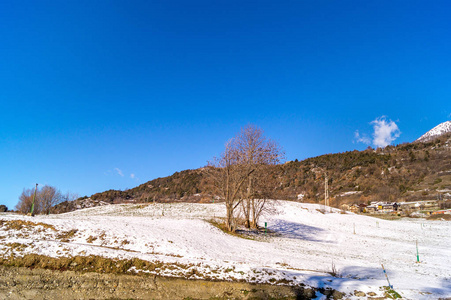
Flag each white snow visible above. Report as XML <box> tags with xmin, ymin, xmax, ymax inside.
<box><xmin>1</xmin><ymin>201</ymin><xmax>450</xmax><ymax>299</ymax></box>
<box><xmin>338</xmin><ymin>191</ymin><xmax>362</xmax><ymax>197</ymax></box>
<box><xmin>417</xmin><ymin>121</ymin><xmax>451</xmax><ymax>142</ymax></box>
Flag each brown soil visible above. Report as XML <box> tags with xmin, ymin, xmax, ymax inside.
<box><xmin>0</xmin><ymin>265</ymin><xmax>330</xmax><ymax>300</ymax></box>
<box><xmin>427</xmin><ymin>214</ymin><xmax>451</xmax><ymax>221</ymax></box>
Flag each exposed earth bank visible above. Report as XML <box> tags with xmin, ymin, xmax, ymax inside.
<box><xmin>0</xmin><ymin>265</ymin><xmax>340</xmax><ymax>300</ymax></box>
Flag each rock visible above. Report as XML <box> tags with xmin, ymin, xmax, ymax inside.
<box><xmin>354</xmin><ymin>290</ymin><xmax>366</xmax><ymax>297</ymax></box>
<box><xmin>332</xmin><ymin>290</ymin><xmax>345</xmax><ymax>299</ymax></box>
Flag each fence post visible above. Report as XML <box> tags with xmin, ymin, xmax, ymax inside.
<box><xmin>381</xmin><ymin>264</ymin><xmax>393</xmax><ymax>289</ymax></box>
<box><xmin>416</xmin><ymin>240</ymin><xmax>420</xmax><ymax>263</ymax></box>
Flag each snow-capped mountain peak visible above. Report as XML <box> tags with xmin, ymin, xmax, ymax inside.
<box><xmin>417</xmin><ymin>121</ymin><xmax>451</xmax><ymax>142</ymax></box>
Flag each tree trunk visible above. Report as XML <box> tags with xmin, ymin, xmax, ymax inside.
<box><xmin>226</xmin><ymin>202</ymin><xmax>235</xmax><ymax>232</ymax></box>
<box><xmin>243</xmin><ymin>199</ymin><xmax>251</xmax><ymax>228</ymax></box>
<box><xmin>243</xmin><ymin>176</ymin><xmax>253</xmax><ymax>228</ymax></box>
<box><xmin>250</xmin><ymin>199</ymin><xmax>259</xmax><ymax>229</ymax></box>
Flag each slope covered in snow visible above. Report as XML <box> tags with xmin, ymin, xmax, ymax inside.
<box><xmin>417</xmin><ymin>121</ymin><xmax>451</xmax><ymax>142</ymax></box>
<box><xmin>0</xmin><ymin>201</ymin><xmax>450</xmax><ymax>299</ymax></box>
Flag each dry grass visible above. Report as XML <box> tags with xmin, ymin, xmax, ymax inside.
<box><xmin>5</xmin><ymin>242</ymin><xmax>28</xmax><ymax>252</ymax></box>
<box><xmin>86</xmin><ymin>235</ymin><xmax>97</xmax><ymax>243</ymax></box>
<box><xmin>56</xmin><ymin>229</ymin><xmax>78</xmax><ymax>242</ymax></box>
<box><xmin>427</xmin><ymin>214</ymin><xmax>451</xmax><ymax>221</ymax></box>
<box><xmin>120</xmin><ymin>239</ymin><xmax>130</xmax><ymax>246</ymax></box>
<box><xmin>0</xmin><ymin>253</ymin><xmax>200</xmax><ymax>276</ymax></box>
<box><xmin>206</xmin><ymin>219</ymin><xmax>257</xmax><ymax>240</ymax></box>
<box><xmin>368</xmin><ymin>214</ymin><xmax>402</xmax><ymax>221</ymax></box>
<box><xmin>0</xmin><ymin>220</ymin><xmax>56</xmax><ymax>231</ymax></box>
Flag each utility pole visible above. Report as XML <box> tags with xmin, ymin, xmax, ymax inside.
<box><xmin>325</xmin><ymin>174</ymin><xmax>329</xmax><ymax>211</ymax></box>
<box><xmin>30</xmin><ymin>183</ymin><xmax>38</xmax><ymax>217</ymax></box>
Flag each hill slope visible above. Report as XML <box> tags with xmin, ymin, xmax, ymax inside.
<box><xmin>53</xmin><ymin>132</ymin><xmax>451</xmax><ymax>213</ymax></box>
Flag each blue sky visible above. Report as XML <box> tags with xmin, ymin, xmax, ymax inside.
<box><xmin>1</xmin><ymin>1</ymin><xmax>450</xmax><ymax>209</ymax></box>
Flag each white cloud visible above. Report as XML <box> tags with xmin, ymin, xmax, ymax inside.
<box><xmin>371</xmin><ymin>116</ymin><xmax>401</xmax><ymax>148</ymax></box>
<box><xmin>354</xmin><ymin>130</ymin><xmax>371</xmax><ymax>145</ymax></box>
<box><xmin>130</xmin><ymin>173</ymin><xmax>135</xmax><ymax>179</ymax></box>
<box><xmin>114</xmin><ymin>168</ymin><xmax>124</xmax><ymax>177</ymax></box>
<box><xmin>355</xmin><ymin>116</ymin><xmax>401</xmax><ymax>148</ymax></box>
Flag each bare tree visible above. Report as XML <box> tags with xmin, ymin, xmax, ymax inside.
<box><xmin>61</xmin><ymin>191</ymin><xmax>79</xmax><ymax>203</ymax></box>
<box><xmin>208</xmin><ymin>125</ymin><xmax>284</xmax><ymax>232</ymax></box>
<box><xmin>16</xmin><ymin>185</ymin><xmax>66</xmax><ymax>215</ymax></box>
<box><xmin>15</xmin><ymin>187</ymin><xmax>37</xmax><ymax>214</ymax></box>
<box><xmin>208</xmin><ymin>139</ymin><xmax>252</xmax><ymax>232</ymax></box>
<box><xmin>40</xmin><ymin>185</ymin><xmax>63</xmax><ymax>215</ymax></box>
<box><xmin>248</xmin><ymin>165</ymin><xmax>281</xmax><ymax>228</ymax></box>
<box><xmin>236</xmin><ymin>126</ymin><xmax>284</xmax><ymax>229</ymax></box>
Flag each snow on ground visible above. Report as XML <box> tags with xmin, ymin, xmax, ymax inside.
<box><xmin>0</xmin><ymin>201</ymin><xmax>450</xmax><ymax>299</ymax></box>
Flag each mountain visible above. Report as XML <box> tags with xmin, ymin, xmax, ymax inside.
<box><xmin>417</xmin><ymin>121</ymin><xmax>451</xmax><ymax>142</ymax></box>
<box><xmin>53</xmin><ymin>130</ymin><xmax>451</xmax><ymax>214</ymax></box>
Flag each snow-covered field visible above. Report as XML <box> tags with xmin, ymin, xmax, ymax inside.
<box><xmin>1</xmin><ymin>201</ymin><xmax>450</xmax><ymax>299</ymax></box>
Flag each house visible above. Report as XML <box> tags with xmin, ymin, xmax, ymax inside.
<box><xmin>340</xmin><ymin>204</ymin><xmax>350</xmax><ymax>211</ymax></box>
<box><xmin>358</xmin><ymin>203</ymin><xmax>367</xmax><ymax>213</ymax></box>
<box><xmin>400</xmin><ymin>202</ymin><xmax>417</xmax><ymax>210</ymax></box>
<box><xmin>349</xmin><ymin>204</ymin><xmax>359</xmax><ymax>213</ymax></box>
<box><xmin>366</xmin><ymin>205</ymin><xmax>377</xmax><ymax>213</ymax></box>
<box><xmin>432</xmin><ymin>209</ymin><xmax>451</xmax><ymax>215</ymax></box>
<box><xmin>380</xmin><ymin>203</ymin><xmax>399</xmax><ymax>213</ymax></box>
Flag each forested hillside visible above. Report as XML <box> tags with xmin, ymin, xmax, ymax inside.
<box><xmin>53</xmin><ymin>133</ymin><xmax>451</xmax><ymax>213</ymax></box>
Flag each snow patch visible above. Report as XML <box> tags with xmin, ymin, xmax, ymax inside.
<box><xmin>1</xmin><ymin>201</ymin><xmax>450</xmax><ymax>299</ymax></box>
<box><xmin>417</xmin><ymin>121</ymin><xmax>451</xmax><ymax>142</ymax></box>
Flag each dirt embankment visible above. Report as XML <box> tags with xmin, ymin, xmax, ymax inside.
<box><xmin>0</xmin><ymin>265</ymin><xmax>335</xmax><ymax>300</ymax></box>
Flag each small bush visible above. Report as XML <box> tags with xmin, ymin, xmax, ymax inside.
<box><xmin>383</xmin><ymin>286</ymin><xmax>402</xmax><ymax>299</ymax></box>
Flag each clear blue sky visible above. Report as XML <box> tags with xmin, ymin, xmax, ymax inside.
<box><xmin>1</xmin><ymin>1</ymin><xmax>450</xmax><ymax>209</ymax></box>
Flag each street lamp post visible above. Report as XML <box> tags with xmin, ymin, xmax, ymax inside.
<box><xmin>30</xmin><ymin>183</ymin><xmax>38</xmax><ymax>217</ymax></box>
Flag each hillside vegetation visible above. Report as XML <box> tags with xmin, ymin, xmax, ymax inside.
<box><xmin>53</xmin><ymin>133</ymin><xmax>451</xmax><ymax>213</ymax></box>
